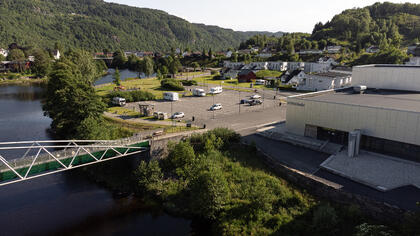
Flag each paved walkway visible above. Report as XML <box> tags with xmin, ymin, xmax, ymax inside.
<box><xmin>321</xmin><ymin>150</ymin><xmax>420</xmax><ymax>191</ymax></box>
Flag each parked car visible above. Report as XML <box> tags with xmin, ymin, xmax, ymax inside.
<box><xmin>210</xmin><ymin>103</ymin><xmax>223</xmax><ymax>110</ymax></box>
<box><xmin>240</xmin><ymin>99</ymin><xmax>251</xmax><ymax>104</ymax></box>
<box><xmin>249</xmin><ymin>99</ymin><xmax>262</xmax><ymax>106</ymax></box>
<box><xmin>250</xmin><ymin>94</ymin><xmax>261</xmax><ymax>99</ymax></box>
<box><xmin>171</xmin><ymin>112</ymin><xmax>185</xmax><ymax>119</ymax></box>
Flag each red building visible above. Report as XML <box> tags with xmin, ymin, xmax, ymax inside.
<box><xmin>238</xmin><ymin>69</ymin><xmax>256</xmax><ymax>83</ymax></box>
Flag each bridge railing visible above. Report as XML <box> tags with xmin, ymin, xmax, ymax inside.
<box><xmin>0</xmin><ymin>138</ymin><xmax>150</xmax><ymax>186</ymax></box>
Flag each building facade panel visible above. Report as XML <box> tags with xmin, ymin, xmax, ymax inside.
<box><xmin>286</xmin><ymin>96</ymin><xmax>420</xmax><ymax>146</ymax></box>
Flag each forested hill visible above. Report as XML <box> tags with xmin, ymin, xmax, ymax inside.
<box><xmin>0</xmin><ymin>0</ymin><xmax>253</xmax><ymax>51</ymax></box>
<box><xmin>311</xmin><ymin>2</ymin><xmax>420</xmax><ymax>47</ymax></box>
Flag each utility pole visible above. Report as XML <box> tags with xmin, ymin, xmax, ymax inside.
<box><xmin>212</xmin><ymin>93</ymin><xmax>215</xmax><ymax>119</ymax></box>
<box><xmin>238</xmin><ymin>90</ymin><xmax>241</xmax><ymax>114</ymax></box>
<box><xmin>263</xmin><ymin>91</ymin><xmax>265</xmax><ymax>110</ymax></box>
<box><xmin>171</xmin><ymin>101</ymin><xmax>174</xmax><ymax>127</ymax></box>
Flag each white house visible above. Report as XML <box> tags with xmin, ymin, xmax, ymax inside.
<box><xmin>223</xmin><ymin>61</ymin><xmax>244</xmax><ymax>69</ymax></box>
<box><xmin>0</xmin><ymin>48</ymin><xmax>8</xmax><ymax>57</ymax></box>
<box><xmin>326</xmin><ymin>46</ymin><xmax>342</xmax><ymax>54</ymax></box>
<box><xmin>298</xmin><ymin>49</ymin><xmax>323</xmax><ymax>55</ymax></box>
<box><xmin>267</xmin><ymin>61</ymin><xmax>288</xmax><ymax>71</ymax></box>
<box><xmin>243</xmin><ymin>62</ymin><xmax>268</xmax><ymax>71</ymax></box>
<box><xmin>281</xmin><ymin>69</ymin><xmax>306</xmax><ymax>87</ymax></box>
<box><xmin>318</xmin><ymin>57</ymin><xmax>337</xmax><ymax>65</ymax></box>
<box><xmin>287</xmin><ymin>62</ymin><xmax>305</xmax><ymax>71</ymax></box>
<box><xmin>366</xmin><ymin>46</ymin><xmax>380</xmax><ymax>53</ymax></box>
<box><xmin>257</xmin><ymin>53</ymin><xmax>273</xmax><ymax>58</ymax></box>
<box><xmin>297</xmin><ymin>71</ymin><xmax>351</xmax><ymax>91</ymax></box>
<box><xmin>406</xmin><ymin>57</ymin><xmax>420</xmax><ymax>66</ymax></box>
<box><xmin>225</xmin><ymin>51</ymin><xmax>233</xmax><ymax>58</ymax></box>
<box><xmin>28</xmin><ymin>56</ymin><xmax>35</xmax><ymax>62</ymax></box>
<box><xmin>53</xmin><ymin>50</ymin><xmax>61</xmax><ymax>60</ymax></box>
<box><xmin>304</xmin><ymin>62</ymin><xmax>331</xmax><ymax>73</ymax></box>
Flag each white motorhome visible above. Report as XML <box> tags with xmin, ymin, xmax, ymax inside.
<box><xmin>112</xmin><ymin>97</ymin><xmax>126</xmax><ymax>106</ymax></box>
<box><xmin>193</xmin><ymin>88</ymin><xmax>206</xmax><ymax>97</ymax></box>
<box><xmin>163</xmin><ymin>92</ymin><xmax>179</xmax><ymax>101</ymax></box>
<box><xmin>209</xmin><ymin>86</ymin><xmax>223</xmax><ymax>94</ymax></box>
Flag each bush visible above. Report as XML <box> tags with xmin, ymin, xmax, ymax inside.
<box><xmin>312</xmin><ymin>203</ymin><xmax>338</xmax><ymax>233</ymax></box>
<box><xmin>161</xmin><ymin>79</ymin><xmax>184</xmax><ymax>91</ymax></box>
<box><xmin>107</xmin><ymin>90</ymin><xmax>155</xmax><ymax>103</ymax></box>
<box><xmin>180</xmin><ymin>80</ymin><xmax>198</xmax><ymax>86</ymax></box>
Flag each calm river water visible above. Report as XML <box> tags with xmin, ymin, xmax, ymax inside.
<box><xmin>0</xmin><ymin>85</ymin><xmax>194</xmax><ymax>235</ymax></box>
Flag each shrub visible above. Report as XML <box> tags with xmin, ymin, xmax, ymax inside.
<box><xmin>180</xmin><ymin>80</ymin><xmax>198</xmax><ymax>86</ymax></box>
<box><xmin>107</xmin><ymin>90</ymin><xmax>155</xmax><ymax>103</ymax></box>
<box><xmin>161</xmin><ymin>79</ymin><xmax>184</xmax><ymax>91</ymax></box>
<box><xmin>312</xmin><ymin>203</ymin><xmax>338</xmax><ymax>233</ymax></box>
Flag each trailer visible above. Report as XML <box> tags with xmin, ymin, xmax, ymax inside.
<box><xmin>163</xmin><ymin>92</ymin><xmax>179</xmax><ymax>101</ymax></box>
<box><xmin>112</xmin><ymin>97</ymin><xmax>126</xmax><ymax>106</ymax></box>
<box><xmin>193</xmin><ymin>88</ymin><xmax>206</xmax><ymax>97</ymax></box>
<box><xmin>209</xmin><ymin>86</ymin><xmax>223</xmax><ymax>94</ymax></box>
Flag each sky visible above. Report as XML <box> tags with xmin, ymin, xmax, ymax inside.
<box><xmin>105</xmin><ymin>0</ymin><xmax>420</xmax><ymax>33</ymax></box>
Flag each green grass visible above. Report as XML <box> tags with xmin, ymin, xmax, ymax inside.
<box><xmin>193</xmin><ymin>75</ymin><xmax>274</xmax><ymax>90</ymax></box>
<box><xmin>256</xmin><ymin>70</ymin><xmax>283</xmax><ymax>78</ymax></box>
<box><xmin>96</xmin><ymin>77</ymin><xmax>192</xmax><ymax>98</ymax></box>
<box><xmin>107</xmin><ymin>107</ymin><xmax>141</xmax><ymax>118</ymax></box>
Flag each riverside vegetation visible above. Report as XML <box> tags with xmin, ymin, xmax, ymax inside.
<box><xmin>132</xmin><ymin>128</ymin><xmax>420</xmax><ymax>235</ymax></box>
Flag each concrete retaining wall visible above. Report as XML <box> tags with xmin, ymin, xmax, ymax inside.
<box><xmin>149</xmin><ymin>129</ymin><xmax>208</xmax><ymax>159</ymax></box>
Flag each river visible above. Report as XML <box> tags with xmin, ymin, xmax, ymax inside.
<box><xmin>0</xmin><ymin>85</ymin><xmax>194</xmax><ymax>235</ymax></box>
<box><xmin>94</xmin><ymin>69</ymin><xmax>156</xmax><ymax>86</ymax></box>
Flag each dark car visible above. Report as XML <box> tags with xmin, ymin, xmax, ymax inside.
<box><xmin>240</xmin><ymin>99</ymin><xmax>250</xmax><ymax>104</ymax></box>
<box><xmin>249</xmin><ymin>99</ymin><xmax>262</xmax><ymax>106</ymax></box>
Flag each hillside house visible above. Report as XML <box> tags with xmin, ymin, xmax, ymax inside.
<box><xmin>326</xmin><ymin>46</ymin><xmax>342</xmax><ymax>54</ymax></box>
<box><xmin>287</xmin><ymin>62</ymin><xmax>305</xmax><ymax>71</ymax></box>
<box><xmin>0</xmin><ymin>48</ymin><xmax>8</xmax><ymax>57</ymax></box>
<box><xmin>221</xmin><ymin>68</ymin><xmax>239</xmax><ymax>79</ymax></box>
<box><xmin>238</xmin><ymin>69</ymin><xmax>257</xmax><ymax>83</ymax></box>
<box><xmin>268</xmin><ymin>61</ymin><xmax>288</xmax><ymax>71</ymax></box>
<box><xmin>406</xmin><ymin>57</ymin><xmax>420</xmax><ymax>66</ymax></box>
<box><xmin>53</xmin><ymin>50</ymin><xmax>60</xmax><ymax>60</ymax></box>
<box><xmin>223</xmin><ymin>61</ymin><xmax>245</xmax><ymax>69</ymax></box>
<box><xmin>281</xmin><ymin>69</ymin><xmax>306</xmax><ymax>86</ymax></box>
<box><xmin>366</xmin><ymin>46</ymin><xmax>380</xmax><ymax>53</ymax></box>
<box><xmin>297</xmin><ymin>71</ymin><xmax>351</xmax><ymax>91</ymax></box>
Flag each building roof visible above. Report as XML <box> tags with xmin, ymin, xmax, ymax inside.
<box><xmin>311</xmin><ymin>71</ymin><xmax>350</xmax><ymax>78</ymax></box>
<box><xmin>282</xmin><ymin>69</ymin><xmax>303</xmax><ymax>83</ymax></box>
<box><xmin>300</xmin><ymin>88</ymin><xmax>420</xmax><ymax>113</ymax></box>
<box><xmin>238</xmin><ymin>69</ymin><xmax>255</xmax><ymax>76</ymax></box>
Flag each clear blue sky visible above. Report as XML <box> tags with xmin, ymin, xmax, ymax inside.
<box><xmin>105</xmin><ymin>0</ymin><xmax>420</xmax><ymax>33</ymax></box>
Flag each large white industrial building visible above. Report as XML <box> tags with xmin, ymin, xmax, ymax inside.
<box><xmin>286</xmin><ymin>64</ymin><xmax>420</xmax><ymax>162</ymax></box>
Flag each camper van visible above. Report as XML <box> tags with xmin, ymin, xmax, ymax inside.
<box><xmin>209</xmin><ymin>86</ymin><xmax>223</xmax><ymax>94</ymax></box>
<box><xmin>163</xmin><ymin>92</ymin><xmax>179</xmax><ymax>101</ymax></box>
<box><xmin>112</xmin><ymin>97</ymin><xmax>126</xmax><ymax>106</ymax></box>
<box><xmin>193</xmin><ymin>88</ymin><xmax>206</xmax><ymax>97</ymax></box>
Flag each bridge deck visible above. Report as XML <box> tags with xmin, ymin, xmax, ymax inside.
<box><xmin>0</xmin><ymin>140</ymin><xmax>149</xmax><ymax>186</ymax></box>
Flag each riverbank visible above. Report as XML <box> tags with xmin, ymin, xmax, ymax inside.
<box><xmin>0</xmin><ymin>77</ymin><xmax>46</xmax><ymax>86</ymax></box>
<box><xmin>89</xmin><ymin>128</ymin><xmax>417</xmax><ymax>235</ymax></box>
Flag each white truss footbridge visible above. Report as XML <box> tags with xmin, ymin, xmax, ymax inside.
<box><xmin>0</xmin><ymin>139</ymin><xmax>149</xmax><ymax>186</ymax></box>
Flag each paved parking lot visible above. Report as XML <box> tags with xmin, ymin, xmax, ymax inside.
<box><xmin>126</xmin><ymin>87</ymin><xmax>290</xmax><ymax>121</ymax></box>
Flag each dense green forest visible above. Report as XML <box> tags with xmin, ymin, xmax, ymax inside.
<box><xmin>0</xmin><ymin>0</ymin><xmax>252</xmax><ymax>52</ymax></box>
<box><xmin>312</xmin><ymin>2</ymin><xmax>420</xmax><ymax>48</ymax></box>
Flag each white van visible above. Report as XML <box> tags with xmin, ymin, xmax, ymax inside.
<box><xmin>255</xmin><ymin>79</ymin><xmax>266</xmax><ymax>85</ymax></box>
<box><xmin>163</xmin><ymin>92</ymin><xmax>179</xmax><ymax>101</ymax></box>
<box><xmin>209</xmin><ymin>86</ymin><xmax>223</xmax><ymax>94</ymax></box>
<box><xmin>193</xmin><ymin>88</ymin><xmax>206</xmax><ymax>97</ymax></box>
<box><xmin>112</xmin><ymin>97</ymin><xmax>126</xmax><ymax>106</ymax></box>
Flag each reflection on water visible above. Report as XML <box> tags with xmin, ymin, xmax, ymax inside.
<box><xmin>95</xmin><ymin>69</ymin><xmax>139</xmax><ymax>85</ymax></box>
<box><xmin>0</xmin><ymin>85</ymin><xmax>195</xmax><ymax>235</ymax></box>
